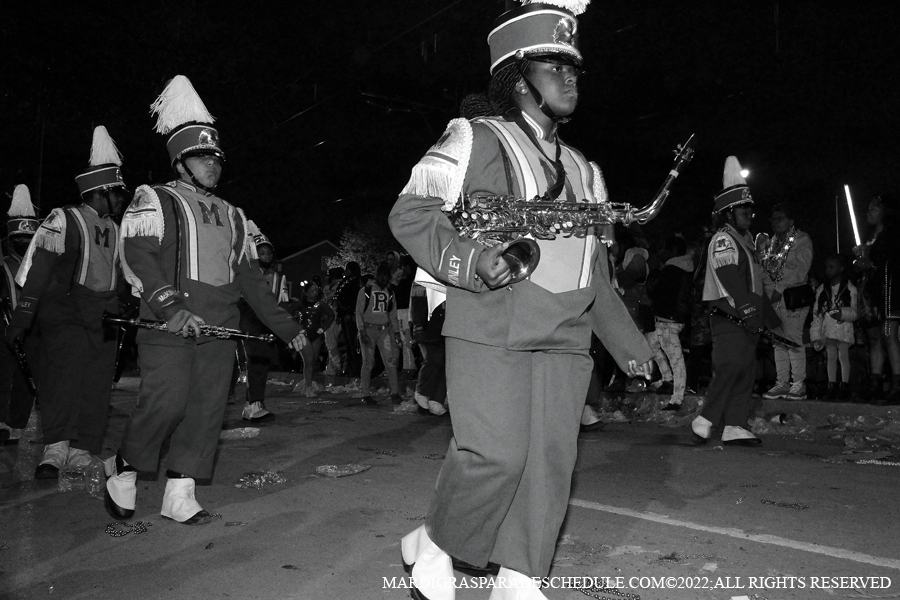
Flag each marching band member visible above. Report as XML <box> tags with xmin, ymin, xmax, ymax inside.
<box><xmin>389</xmin><ymin>2</ymin><xmax>653</xmax><ymax>597</ymax></box>
<box><xmin>0</xmin><ymin>184</ymin><xmax>41</xmax><ymax>445</ymax></box>
<box><xmin>105</xmin><ymin>75</ymin><xmax>306</xmax><ymax>525</ymax></box>
<box><xmin>694</xmin><ymin>157</ymin><xmax>780</xmax><ymax>447</ymax></box>
<box><xmin>7</xmin><ymin>128</ymin><xmax>127</xmax><ymax>478</ymax></box>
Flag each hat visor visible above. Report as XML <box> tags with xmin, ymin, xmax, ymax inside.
<box><xmin>181</xmin><ymin>147</ymin><xmax>225</xmax><ymax>161</ymax></box>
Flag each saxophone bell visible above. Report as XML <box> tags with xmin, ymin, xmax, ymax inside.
<box><xmin>501</xmin><ymin>238</ymin><xmax>541</xmax><ymax>283</ymax></box>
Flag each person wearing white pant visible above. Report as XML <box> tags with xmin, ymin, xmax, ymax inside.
<box><xmin>759</xmin><ymin>204</ymin><xmax>813</xmax><ymax>401</ymax></box>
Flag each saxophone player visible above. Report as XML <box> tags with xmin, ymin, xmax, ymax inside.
<box><xmin>389</xmin><ymin>2</ymin><xmax>654</xmax><ymax>598</ymax></box>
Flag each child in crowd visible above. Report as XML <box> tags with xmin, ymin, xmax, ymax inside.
<box><xmin>810</xmin><ymin>254</ymin><xmax>858</xmax><ymax>400</ymax></box>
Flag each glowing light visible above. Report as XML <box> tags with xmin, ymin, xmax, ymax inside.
<box><xmin>845</xmin><ymin>185</ymin><xmax>861</xmax><ymax>247</ymax></box>
<box><xmin>740</xmin><ymin>169</ymin><xmax>750</xmax><ymax>178</ymax></box>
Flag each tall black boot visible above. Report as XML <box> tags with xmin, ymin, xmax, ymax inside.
<box><xmin>881</xmin><ymin>375</ymin><xmax>900</xmax><ymax>406</ymax></box>
<box><xmin>861</xmin><ymin>375</ymin><xmax>885</xmax><ymax>403</ymax></box>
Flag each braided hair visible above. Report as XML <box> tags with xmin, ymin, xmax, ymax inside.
<box><xmin>459</xmin><ymin>60</ymin><xmax>528</xmax><ymax>120</ymax></box>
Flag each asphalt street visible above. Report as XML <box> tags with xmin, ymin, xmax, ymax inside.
<box><xmin>1</xmin><ymin>375</ymin><xmax>898</xmax><ymax>600</ymax></box>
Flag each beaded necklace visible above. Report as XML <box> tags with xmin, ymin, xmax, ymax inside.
<box><xmin>762</xmin><ymin>226</ymin><xmax>797</xmax><ymax>282</ymax></box>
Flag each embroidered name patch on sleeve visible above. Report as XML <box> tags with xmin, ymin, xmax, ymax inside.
<box><xmin>710</xmin><ymin>233</ymin><xmax>738</xmax><ymax>268</ymax></box>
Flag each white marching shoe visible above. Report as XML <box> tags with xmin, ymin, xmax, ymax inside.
<box><xmin>160</xmin><ymin>475</ymin><xmax>216</xmax><ymax>525</ymax></box>
<box><xmin>66</xmin><ymin>447</ymin><xmax>93</xmax><ymax>467</ymax></box>
<box><xmin>104</xmin><ymin>453</ymin><xmax>137</xmax><ymax>520</ymax></box>
<box><xmin>691</xmin><ymin>415</ymin><xmax>713</xmax><ymax>445</ymax></box>
<box><xmin>722</xmin><ymin>425</ymin><xmax>762</xmax><ymax>447</ymax></box>
<box><xmin>400</xmin><ymin>525</ymin><xmax>455</xmax><ymax>600</ymax></box>
<box><xmin>413</xmin><ymin>391</ymin><xmax>430</xmax><ymax>410</ymax></box>
<box><xmin>489</xmin><ymin>567</ymin><xmax>547</xmax><ymax>600</ymax></box>
<box><xmin>35</xmin><ymin>440</ymin><xmax>69</xmax><ymax>479</ymax></box>
<box><xmin>428</xmin><ymin>401</ymin><xmax>448</xmax><ymax>416</ymax></box>
<box><xmin>242</xmin><ymin>401</ymin><xmax>272</xmax><ymax>421</ymax></box>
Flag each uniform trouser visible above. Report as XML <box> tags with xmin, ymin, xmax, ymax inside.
<box><xmin>415</xmin><ymin>339</ymin><xmax>446</xmax><ymax>404</ymax></box>
<box><xmin>428</xmin><ymin>338</ymin><xmax>593</xmax><ymax>578</ymax></box>
<box><xmin>653</xmin><ymin>320</ymin><xmax>686</xmax><ymax>403</ymax></box>
<box><xmin>773</xmin><ymin>301</ymin><xmax>809</xmax><ymax>385</ymax></box>
<box><xmin>245</xmin><ymin>337</ymin><xmax>275</xmax><ymax>404</ymax></box>
<box><xmin>396</xmin><ymin>309</ymin><xmax>416</xmax><ymax>371</ymax></box>
<box><xmin>702</xmin><ymin>315</ymin><xmax>759</xmax><ymax>429</ymax></box>
<box><xmin>121</xmin><ymin>340</ymin><xmax>235</xmax><ymax>478</ymax></box>
<box><xmin>360</xmin><ymin>324</ymin><xmax>399</xmax><ymax>395</ymax></box>
<box><xmin>341</xmin><ymin>314</ymin><xmax>360</xmax><ymax>376</ymax></box>
<box><xmin>38</xmin><ymin>320</ymin><xmax>116</xmax><ymax>454</ymax></box>
<box><xmin>0</xmin><ymin>325</ymin><xmax>39</xmax><ymax>429</ymax></box>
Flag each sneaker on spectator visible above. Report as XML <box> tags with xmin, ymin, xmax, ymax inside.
<box><xmin>625</xmin><ymin>379</ymin><xmax>646</xmax><ymax>393</ymax></box>
<box><xmin>785</xmin><ymin>381</ymin><xmax>806</xmax><ymax>401</ymax></box>
<box><xmin>763</xmin><ymin>382</ymin><xmax>791</xmax><ymax>400</ymax></box>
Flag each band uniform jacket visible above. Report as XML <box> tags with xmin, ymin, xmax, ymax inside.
<box><xmin>118</xmin><ymin>180</ymin><xmax>300</xmax><ymax>346</ymax></box>
<box><xmin>12</xmin><ymin>204</ymin><xmax>122</xmax><ymax>331</ymax></box>
<box><xmin>702</xmin><ymin>224</ymin><xmax>780</xmax><ymax>331</ymax></box>
<box><xmin>389</xmin><ymin>115</ymin><xmax>652</xmax><ymax>369</ymax></box>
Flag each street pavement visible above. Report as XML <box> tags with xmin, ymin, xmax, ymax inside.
<box><xmin>1</xmin><ymin>374</ymin><xmax>899</xmax><ymax>600</ymax></box>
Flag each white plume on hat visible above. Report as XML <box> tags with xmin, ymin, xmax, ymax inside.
<box><xmin>89</xmin><ymin>126</ymin><xmax>123</xmax><ymax>167</ymax></box>
<box><xmin>8</xmin><ymin>184</ymin><xmax>36</xmax><ymax>218</ymax></box>
<box><xmin>522</xmin><ymin>0</ymin><xmax>589</xmax><ymax>16</ymax></box>
<box><xmin>722</xmin><ymin>156</ymin><xmax>746</xmax><ymax>188</ymax></box>
<box><xmin>150</xmin><ymin>75</ymin><xmax>215</xmax><ymax>135</ymax></box>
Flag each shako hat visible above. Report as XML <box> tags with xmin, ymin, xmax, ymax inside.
<box><xmin>7</xmin><ymin>184</ymin><xmax>39</xmax><ymax>238</ymax></box>
<box><xmin>713</xmin><ymin>156</ymin><xmax>752</xmax><ymax>213</ymax></box>
<box><xmin>75</xmin><ymin>126</ymin><xmax>126</xmax><ymax>196</ymax></box>
<box><xmin>488</xmin><ymin>0</ymin><xmax>589</xmax><ymax>75</ymax></box>
<box><xmin>247</xmin><ymin>220</ymin><xmax>273</xmax><ymax>251</ymax></box>
<box><xmin>151</xmin><ymin>75</ymin><xmax>224</xmax><ymax>165</ymax></box>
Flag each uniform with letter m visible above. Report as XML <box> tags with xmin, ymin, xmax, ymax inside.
<box><xmin>10</xmin><ymin>149</ymin><xmax>125</xmax><ymax>478</ymax></box>
<box><xmin>105</xmin><ymin>75</ymin><xmax>302</xmax><ymax>525</ymax></box>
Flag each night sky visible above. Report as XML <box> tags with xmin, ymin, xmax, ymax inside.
<box><xmin>3</xmin><ymin>1</ymin><xmax>898</xmax><ymax>263</ymax></box>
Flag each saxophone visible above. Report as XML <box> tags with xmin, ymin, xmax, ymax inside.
<box><xmin>448</xmin><ymin>134</ymin><xmax>695</xmax><ymax>282</ymax></box>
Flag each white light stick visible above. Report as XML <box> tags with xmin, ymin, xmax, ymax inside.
<box><xmin>845</xmin><ymin>184</ymin><xmax>861</xmax><ymax>247</ymax></box>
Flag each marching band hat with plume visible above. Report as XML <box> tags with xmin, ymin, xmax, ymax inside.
<box><xmin>74</xmin><ymin>126</ymin><xmax>126</xmax><ymax>196</ymax></box>
<box><xmin>488</xmin><ymin>0</ymin><xmax>589</xmax><ymax>75</ymax></box>
<box><xmin>713</xmin><ymin>156</ymin><xmax>752</xmax><ymax>213</ymax></box>
<box><xmin>7</xmin><ymin>184</ymin><xmax>39</xmax><ymax>238</ymax></box>
<box><xmin>151</xmin><ymin>75</ymin><xmax>224</xmax><ymax>165</ymax></box>
<box><xmin>246</xmin><ymin>219</ymin><xmax>273</xmax><ymax>251</ymax></box>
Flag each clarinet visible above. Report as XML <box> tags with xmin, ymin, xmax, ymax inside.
<box><xmin>1</xmin><ymin>297</ymin><xmax>37</xmax><ymax>396</ymax></box>
<box><xmin>103</xmin><ymin>314</ymin><xmax>276</xmax><ymax>343</ymax></box>
<box><xmin>709</xmin><ymin>306</ymin><xmax>799</xmax><ymax>349</ymax></box>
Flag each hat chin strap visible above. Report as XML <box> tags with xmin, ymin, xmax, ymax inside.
<box><xmin>516</xmin><ymin>61</ymin><xmax>571</xmax><ymax>124</ymax></box>
<box><xmin>180</xmin><ymin>160</ymin><xmax>217</xmax><ymax>194</ymax></box>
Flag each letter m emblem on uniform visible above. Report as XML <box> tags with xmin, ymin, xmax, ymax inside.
<box><xmin>198</xmin><ymin>201</ymin><xmax>224</xmax><ymax>226</ymax></box>
<box><xmin>94</xmin><ymin>225</ymin><xmax>110</xmax><ymax>248</ymax></box>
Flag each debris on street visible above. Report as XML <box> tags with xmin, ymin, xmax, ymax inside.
<box><xmin>234</xmin><ymin>470</ymin><xmax>287</xmax><ymax>489</ymax></box>
<box><xmin>315</xmin><ymin>464</ymin><xmax>371</xmax><ymax>478</ymax></box>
